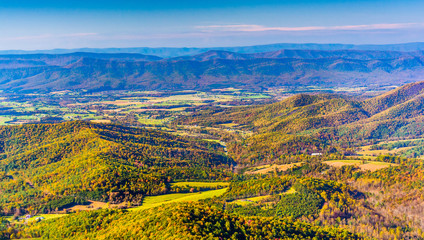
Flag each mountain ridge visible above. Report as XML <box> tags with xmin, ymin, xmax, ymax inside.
<box><xmin>171</xmin><ymin>49</ymin><xmax>424</xmax><ymax>61</ymax></box>
<box><xmin>2</xmin><ymin>51</ymin><xmax>424</xmax><ymax>92</ymax></box>
<box><xmin>3</xmin><ymin>42</ymin><xmax>424</xmax><ymax>57</ymax></box>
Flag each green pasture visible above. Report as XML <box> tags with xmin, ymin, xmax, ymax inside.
<box><xmin>130</xmin><ymin>188</ymin><xmax>227</xmax><ymax>211</ymax></box>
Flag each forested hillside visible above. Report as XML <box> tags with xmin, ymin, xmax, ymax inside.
<box><xmin>11</xmin><ymin>157</ymin><xmax>424</xmax><ymax>239</ymax></box>
<box><xmin>176</xmin><ymin>81</ymin><xmax>424</xmax><ymax>164</ymax></box>
<box><xmin>22</xmin><ymin>202</ymin><xmax>359</xmax><ymax>239</ymax></box>
<box><xmin>0</xmin><ymin>121</ymin><xmax>232</xmax><ymax>214</ymax></box>
<box><xmin>2</xmin><ymin>83</ymin><xmax>424</xmax><ymax>239</ymax></box>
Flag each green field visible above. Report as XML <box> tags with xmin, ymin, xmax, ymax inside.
<box><xmin>129</xmin><ymin>188</ymin><xmax>228</xmax><ymax>211</ymax></box>
<box><xmin>231</xmin><ymin>195</ymin><xmax>270</xmax><ymax>206</ymax></box>
<box><xmin>137</xmin><ymin>116</ymin><xmax>167</xmax><ymax>125</ymax></box>
<box><xmin>5</xmin><ymin>188</ymin><xmax>228</xmax><ymax>225</ymax></box>
<box><xmin>0</xmin><ymin>90</ymin><xmax>270</xmax><ymax>126</ymax></box>
<box><xmin>283</xmin><ymin>187</ymin><xmax>297</xmax><ymax>195</ymax></box>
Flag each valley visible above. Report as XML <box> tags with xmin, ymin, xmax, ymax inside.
<box><xmin>2</xmin><ymin>56</ymin><xmax>424</xmax><ymax>239</ymax></box>
<box><xmin>0</xmin><ymin>89</ymin><xmax>272</xmax><ymax>127</ymax></box>
<box><xmin>2</xmin><ymin>0</ymin><xmax>424</xmax><ymax>238</ymax></box>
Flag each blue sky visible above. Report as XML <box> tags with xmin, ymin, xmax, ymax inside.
<box><xmin>0</xmin><ymin>0</ymin><xmax>423</xmax><ymax>50</ymax></box>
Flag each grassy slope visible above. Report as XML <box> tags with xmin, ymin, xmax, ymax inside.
<box><xmin>8</xmin><ymin>187</ymin><xmax>228</xmax><ymax>225</ymax></box>
<box><xmin>130</xmin><ymin>188</ymin><xmax>228</xmax><ymax>211</ymax></box>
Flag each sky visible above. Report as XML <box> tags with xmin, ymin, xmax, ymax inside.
<box><xmin>0</xmin><ymin>0</ymin><xmax>423</xmax><ymax>50</ymax></box>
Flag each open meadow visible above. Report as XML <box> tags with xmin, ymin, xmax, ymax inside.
<box><xmin>324</xmin><ymin>160</ymin><xmax>397</xmax><ymax>171</ymax></box>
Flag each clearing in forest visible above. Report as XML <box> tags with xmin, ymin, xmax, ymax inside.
<box><xmin>245</xmin><ymin>163</ymin><xmax>302</xmax><ymax>174</ymax></box>
<box><xmin>324</xmin><ymin>160</ymin><xmax>397</xmax><ymax>172</ymax></box>
<box><xmin>129</xmin><ymin>188</ymin><xmax>228</xmax><ymax>211</ymax></box>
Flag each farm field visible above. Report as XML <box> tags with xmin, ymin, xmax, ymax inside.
<box><xmin>356</xmin><ymin>138</ymin><xmax>424</xmax><ymax>159</ymax></box>
<box><xmin>129</xmin><ymin>188</ymin><xmax>228</xmax><ymax>211</ymax></box>
<box><xmin>245</xmin><ymin>163</ymin><xmax>302</xmax><ymax>174</ymax></box>
<box><xmin>66</xmin><ymin>185</ymin><xmax>229</xmax><ymax>212</ymax></box>
<box><xmin>283</xmin><ymin>187</ymin><xmax>296</xmax><ymax>195</ymax></box>
<box><xmin>6</xmin><ymin>188</ymin><xmax>228</xmax><ymax>225</ymax></box>
<box><xmin>231</xmin><ymin>195</ymin><xmax>271</xmax><ymax>206</ymax></box>
<box><xmin>357</xmin><ymin>145</ymin><xmax>415</xmax><ymax>156</ymax></box>
<box><xmin>0</xmin><ymin>90</ymin><xmax>271</xmax><ymax>126</ymax></box>
<box><xmin>229</xmin><ymin>186</ymin><xmax>298</xmax><ymax>206</ymax></box>
<box><xmin>90</xmin><ymin>119</ymin><xmax>112</xmax><ymax>124</ymax></box>
<box><xmin>324</xmin><ymin>160</ymin><xmax>397</xmax><ymax>171</ymax></box>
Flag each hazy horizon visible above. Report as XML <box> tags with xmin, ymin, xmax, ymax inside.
<box><xmin>1</xmin><ymin>0</ymin><xmax>423</xmax><ymax>50</ymax></box>
<box><xmin>0</xmin><ymin>41</ymin><xmax>424</xmax><ymax>52</ymax></box>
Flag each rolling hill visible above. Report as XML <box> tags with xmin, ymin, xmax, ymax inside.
<box><xmin>0</xmin><ymin>121</ymin><xmax>232</xmax><ymax>213</ymax></box>
<box><xmin>23</xmin><ymin>202</ymin><xmax>359</xmax><ymax>239</ymax></box>
<box><xmin>176</xmin><ymin>81</ymin><xmax>424</xmax><ymax>163</ymax></box>
<box><xmin>1</xmin><ymin>83</ymin><xmax>424</xmax><ymax>239</ymax></box>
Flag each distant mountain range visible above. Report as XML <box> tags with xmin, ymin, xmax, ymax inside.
<box><xmin>2</xmin><ymin>42</ymin><xmax>424</xmax><ymax>58</ymax></box>
<box><xmin>170</xmin><ymin>49</ymin><xmax>424</xmax><ymax>61</ymax></box>
<box><xmin>1</xmin><ymin>48</ymin><xmax>424</xmax><ymax>93</ymax></box>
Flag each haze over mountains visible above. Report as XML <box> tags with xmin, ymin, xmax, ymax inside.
<box><xmin>3</xmin><ymin>42</ymin><xmax>424</xmax><ymax>58</ymax></box>
<box><xmin>1</xmin><ymin>45</ymin><xmax>424</xmax><ymax>93</ymax></box>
